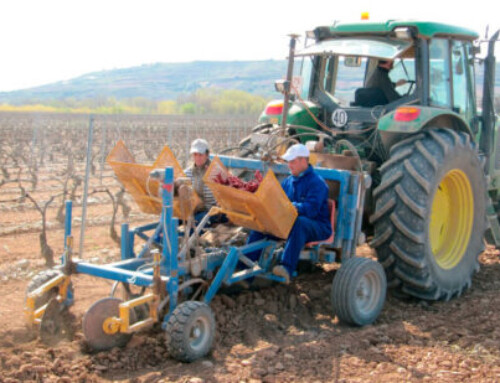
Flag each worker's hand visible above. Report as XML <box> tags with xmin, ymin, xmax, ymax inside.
<box><xmin>178</xmin><ymin>184</ymin><xmax>193</xmax><ymax>199</ymax></box>
<box><xmin>395</xmin><ymin>79</ymin><xmax>408</xmax><ymax>87</ymax></box>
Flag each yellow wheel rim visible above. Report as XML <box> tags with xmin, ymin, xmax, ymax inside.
<box><xmin>430</xmin><ymin>169</ymin><xmax>473</xmax><ymax>269</ymax></box>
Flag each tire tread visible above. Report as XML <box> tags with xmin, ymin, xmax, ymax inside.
<box><xmin>372</xmin><ymin>128</ymin><xmax>486</xmax><ymax>301</ymax></box>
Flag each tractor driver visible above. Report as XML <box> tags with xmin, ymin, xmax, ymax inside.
<box><xmin>246</xmin><ymin>144</ymin><xmax>332</xmax><ymax>283</ymax></box>
<box><xmin>365</xmin><ymin>59</ymin><xmax>407</xmax><ymax>103</ymax></box>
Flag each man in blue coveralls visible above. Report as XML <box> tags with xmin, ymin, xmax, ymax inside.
<box><xmin>246</xmin><ymin>143</ymin><xmax>332</xmax><ymax>283</ymax></box>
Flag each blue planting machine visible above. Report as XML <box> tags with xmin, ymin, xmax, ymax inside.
<box><xmin>24</xmin><ymin>155</ymin><xmax>386</xmax><ymax>362</ymax></box>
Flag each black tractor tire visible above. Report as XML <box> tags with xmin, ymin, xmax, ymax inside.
<box><xmin>26</xmin><ymin>268</ymin><xmax>73</xmax><ymax>309</ymax></box>
<box><xmin>371</xmin><ymin>128</ymin><xmax>486</xmax><ymax>300</ymax></box>
<box><xmin>331</xmin><ymin>257</ymin><xmax>386</xmax><ymax>326</ymax></box>
<box><xmin>165</xmin><ymin>301</ymin><xmax>215</xmax><ymax>362</ymax></box>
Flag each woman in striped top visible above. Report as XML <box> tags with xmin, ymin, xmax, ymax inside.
<box><xmin>184</xmin><ymin>138</ymin><xmax>217</xmax><ymax>223</ymax></box>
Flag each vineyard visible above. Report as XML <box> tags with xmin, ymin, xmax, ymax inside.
<box><xmin>1</xmin><ymin>112</ymin><xmax>500</xmax><ymax>382</ymax></box>
<box><xmin>0</xmin><ymin>112</ymin><xmax>255</xmax><ymax>264</ymax></box>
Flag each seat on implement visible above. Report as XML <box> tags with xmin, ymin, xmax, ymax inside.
<box><xmin>306</xmin><ymin>199</ymin><xmax>335</xmax><ymax>247</ymax></box>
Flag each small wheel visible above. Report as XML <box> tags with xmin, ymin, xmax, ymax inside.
<box><xmin>331</xmin><ymin>257</ymin><xmax>386</xmax><ymax>326</ymax></box>
<box><xmin>40</xmin><ymin>298</ymin><xmax>73</xmax><ymax>345</ymax></box>
<box><xmin>82</xmin><ymin>297</ymin><xmax>136</xmax><ymax>351</ymax></box>
<box><xmin>165</xmin><ymin>301</ymin><xmax>215</xmax><ymax>362</ymax></box>
<box><xmin>26</xmin><ymin>268</ymin><xmax>73</xmax><ymax>309</ymax></box>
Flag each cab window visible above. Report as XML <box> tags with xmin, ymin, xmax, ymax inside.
<box><xmin>299</xmin><ymin>57</ymin><xmax>314</xmax><ymax>99</ymax></box>
<box><xmin>321</xmin><ymin>55</ymin><xmax>367</xmax><ymax>106</ymax></box>
<box><xmin>429</xmin><ymin>39</ymin><xmax>451</xmax><ymax>107</ymax></box>
<box><xmin>452</xmin><ymin>40</ymin><xmax>475</xmax><ymax>122</ymax></box>
<box><xmin>389</xmin><ymin>58</ymin><xmax>416</xmax><ymax>96</ymax></box>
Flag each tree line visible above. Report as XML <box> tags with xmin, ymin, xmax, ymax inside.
<box><xmin>0</xmin><ymin>88</ymin><xmax>271</xmax><ymax>116</ymax></box>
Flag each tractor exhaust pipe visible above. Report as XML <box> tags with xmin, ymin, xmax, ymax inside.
<box><xmin>479</xmin><ymin>29</ymin><xmax>499</xmax><ymax>173</ymax></box>
<box><xmin>280</xmin><ymin>34</ymin><xmax>300</xmax><ymax>135</ymax></box>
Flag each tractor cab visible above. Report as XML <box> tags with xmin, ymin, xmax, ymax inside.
<box><xmin>296</xmin><ymin>34</ymin><xmax>417</xmax><ymax>112</ymax></box>
<box><xmin>258</xmin><ymin>21</ymin><xmax>483</xmax><ymax>165</ymax></box>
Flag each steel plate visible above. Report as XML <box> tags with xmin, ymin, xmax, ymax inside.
<box><xmin>82</xmin><ymin>297</ymin><xmax>136</xmax><ymax>351</ymax></box>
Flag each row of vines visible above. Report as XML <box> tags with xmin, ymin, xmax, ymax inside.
<box><xmin>0</xmin><ymin>112</ymin><xmax>256</xmax><ymax>270</ymax></box>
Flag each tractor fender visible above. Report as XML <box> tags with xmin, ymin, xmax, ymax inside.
<box><xmin>258</xmin><ymin>100</ymin><xmax>320</xmax><ymax>128</ymax></box>
<box><xmin>378</xmin><ymin>106</ymin><xmax>474</xmax><ymax>138</ymax></box>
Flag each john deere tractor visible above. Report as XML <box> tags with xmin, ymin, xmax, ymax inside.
<box><xmin>246</xmin><ymin>21</ymin><xmax>499</xmax><ymax>301</ymax></box>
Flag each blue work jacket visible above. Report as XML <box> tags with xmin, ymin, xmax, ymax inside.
<box><xmin>281</xmin><ymin>165</ymin><xmax>330</xmax><ymax>225</ymax></box>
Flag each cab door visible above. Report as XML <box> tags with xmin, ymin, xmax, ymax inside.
<box><xmin>428</xmin><ymin>38</ymin><xmax>476</xmax><ymax>128</ymax></box>
<box><xmin>451</xmin><ymin>40</ymin><xmax>477</xmax><ymax>129</ymax></box>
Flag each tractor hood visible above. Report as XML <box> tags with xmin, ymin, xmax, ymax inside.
<box><xmin>296</xmin><ymin>36</ymin><xmax>412</xmax><ymax>60</ymax></box>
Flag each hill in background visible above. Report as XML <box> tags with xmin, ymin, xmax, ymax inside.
<box><xmin>0</xmin><ymin>60</ymin><xmax>497</xmax><ymax>113</ymax></box>
<box><xmin>0</xmin><ymin>61</ymin><xmax>288</xmax><ymax>104</ymax></box>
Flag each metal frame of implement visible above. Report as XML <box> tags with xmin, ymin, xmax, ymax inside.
<box><xmin>25</xmin><ymin>156</ymin><xmax>365</xmax><ymax>335</ymax></box>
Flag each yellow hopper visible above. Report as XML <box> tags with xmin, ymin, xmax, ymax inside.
<box><xmin>107</xmin><ymin>140</ymin><xmax>200</xmax><ymax>220</ymax></box>
<box><xmin>204</xmin><ymin>156</ymin><xmax>297</xmax><ymax>239</ymax></box>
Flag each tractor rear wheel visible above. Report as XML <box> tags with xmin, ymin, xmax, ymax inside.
<box><xmin>371</xmin><ymin>128</ymin><xmax>486</xmax><ymax>300</ymax></box>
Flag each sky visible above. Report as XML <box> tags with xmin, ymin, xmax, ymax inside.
<box><xmin>0</xmin><ymin>0</ymin><xmax>499</xmax><ymax>92</ymax></box>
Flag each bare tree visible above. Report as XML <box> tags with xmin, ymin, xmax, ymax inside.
<box><xmin>116</xmin><ymin>188</ymin><xmax>131</xmax><ymax>219</ymax></box>
<box><xmin>69</xmin><ymin>175</ymin><xmax>82</xmax><ymax>201</ymax></box>
<box><xmin>56</xmin><ymin>150</ymin><xmax>76</xmax><ymax>224</ymax></box>
<box><xmin>17</xmin><ymin>168</ymin><xmax>27</xmax><ymax>203</ymax></box>
<box><xmin>13</xmin><ymin>145</ymin><xmax>38</xmax><ymax>192</ymax></box>
<box><xmin>25</xmin><ymin>193</ymin><xmax>59</xmax><ymax>267</ymax></box>
<box><xmin>90</xmin><ymin>148</ymin><xmax>99</xmax><ymax>175</ymax></box>
<box><xmin>27</xmin><ymin>163</ymin><xmax>38</xmax><ymax>192</ymax></box>
<box><xmin>0</xmin><ymin>167</ymin><xmax>30</xmax><ymax>204</ymax></box>
<box><xmin>56</xmin><ymin>175</ymin><xmax>81</xmax><ymax>224</ymax></box>
<box><xmin>1</xmin><ymin>143</ymin><xmax>27</xmax><ymax>183</ymax></box>
<box><xmin>91</xmin><ymin>187</ymin><xmax>122</xmax><ymax>244</ymax></box>
<box><xmin>0</xmin><ymin>143</ymin><xmax>10</xmax><ymax>181</ymax></box>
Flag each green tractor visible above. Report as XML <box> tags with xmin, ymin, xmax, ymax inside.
<box><xmin>247</xmin><ymin>21</ymin><xmax>499</xmax><ymax>301</ymax></box>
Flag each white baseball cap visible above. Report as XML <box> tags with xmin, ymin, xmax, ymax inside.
<box><xmin>281</xmin><ymin>143</ymin><xmax>310</xmax><ymax>161</ymax></box>
<box><xmin>190</xmin><ymin>138</ymin><xmax>209</xmax><ymax>154</ymax></box>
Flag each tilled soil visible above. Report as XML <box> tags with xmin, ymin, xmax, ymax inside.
<box><xmin>1</xmin><ymin>247</ymin><xmax>500</xmax><ymax>382</ymax></box>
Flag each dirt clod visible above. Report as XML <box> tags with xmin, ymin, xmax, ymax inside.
<box><xmin>2</xmin><ymin>235</ymin><xmax>500</xmax><ymax>383</ymax></box>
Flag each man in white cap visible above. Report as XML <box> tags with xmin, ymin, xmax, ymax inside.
<box><xmin>246</xmin><ymin>143</ymin><xmax>332</xmax><ymax>283</ymax></box>
<box><xmin>184</xmin><ymin>138</ymin><xmax>217</xmax><ymax>222</ymax></box>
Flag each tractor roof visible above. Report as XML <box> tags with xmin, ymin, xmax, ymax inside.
<box><xmin>317</xmin><ymin>20</ymin><xmax>479</xmax><ymax>41</ymax></box>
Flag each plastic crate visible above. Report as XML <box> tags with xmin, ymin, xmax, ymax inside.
<box><xmin>204</xmin><ymin>156</ymin><xmax>297</xmax><ymax>239</ymax></box>
<box><xmin>107</xmin><ymin>140</ymin><xmax>200</xmax><ymax>219</ymax></box>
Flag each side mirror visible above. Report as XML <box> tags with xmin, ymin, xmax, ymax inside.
<box><xmin>274</xmin><ymin>80</ymin><xmax>290</xmax><ymax>94</ymax></box>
